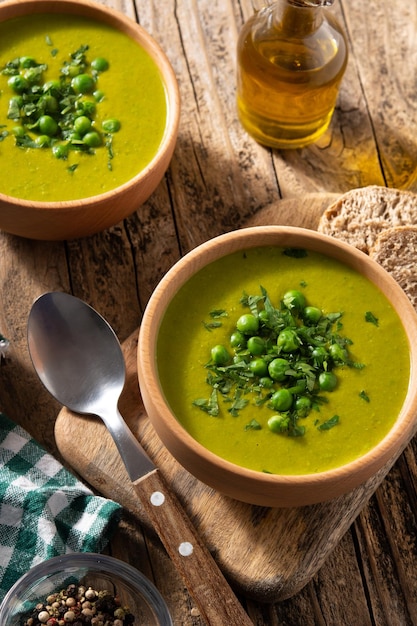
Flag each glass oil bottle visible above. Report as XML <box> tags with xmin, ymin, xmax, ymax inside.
<box><xmin>236</xmin><ymin>0</ymin><xmax>348</xmax><ymax>149</ymax></box>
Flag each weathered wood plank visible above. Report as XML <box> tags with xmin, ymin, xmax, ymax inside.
<box><xmin>352</xmin><ymin>459</ymin><xmax>417</xmax><ymax>626</ymax></box>
<box><xmin>0</xmin><ymin>236</ymin><xmax>69</xmax><ymax>449</ymax></box>
<box><xmin>342</xmin><ymin>1</ymin><xmax>417</xmax><ymax>192</ymax></box>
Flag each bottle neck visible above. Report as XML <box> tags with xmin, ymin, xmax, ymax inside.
<box><xmin>270</xmin><ymin>0</ymin><xmax>325</xmax><ymax>36</ymax></box>
<box><xmin>289</xmin><ymin>0</ymin><xmax>334</xmax><ymax>5</ymax></box>
<box><xmin>252</xmin><ymin>0</ymin><xmax>334</xmax><ymax>9</ymax></box>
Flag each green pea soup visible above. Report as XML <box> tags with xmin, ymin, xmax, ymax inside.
<box><xmin>0</xmin><ymin>14</ymin><xmax>167</xmax><ymax>201</ymax></box>
<box><xmin>157</xmin><ymin>247</ymin><xmax>410</xmax><ymax>475</ymax></box>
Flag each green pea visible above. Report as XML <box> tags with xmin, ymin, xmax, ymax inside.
<box><xmin>8</xmin><ymin>75</ymin><xmax>29</xmax><ymax>93</ymax></box>
<box><xmin>267</xmin><ymin>415</ymin><xmax>288</xmax><ymax>433</ymax></box>
<box><xmin>230</xmin><ymin>330</ymin><xmax>246</xmax><ymax>349</ymax></box>
<box><xmin>303</xmin><ymin>306</ymin><xmax>322</xmax><ymax>324</ymax></box>
<box><xmin>93</xmin><ymin>90</ymin><xmax>105</xmax><ymax>102</ymax></box>
<box><xmin>102</xmin><ymin>118</ymin><xmax>121</xmax><ymax>133</ymax></box>
<box><xmin>259</xmin><ymin>376</ymin><xmax>273</xmax><ymax>388</ymax></box>
<box><xmin>82</xmin><ymin>131</ymin><xmax>102</xmax><ymax>147</ymax></box>
<box><xmin>40</xmin><ymin>95</ymin><xmax>59</xmax><ymax>114</ymax></box>
<box><xmin>12</xmin><ymin>125</ymin><xmax>25</xmax><ymax>138</ymax></box>
<box><xmin>43</xmin><ymin>79</ymin><xmax>61</xmax><ymax>94</ymax></box>
<box><xmin>247</xmin><ymin>336</ymin><xmax>265</xmax><ymax>356</ymax></box>
<box><xmin>329</xmin><ymin>343</ymin><xmax>348</xmax><ymax>363</ymax></box>
<box><xmin>52</xmin><ymin>144</ymin><xmax>69</xmax><ymax>159</ymax></box>
<box><xmin>236</xmin><ymin>314</ymin><xmax>259</xmax><ymax>335</ymax></box>
<box><xmin>249</xmin><ymin>358</ymin><xmax>268</xmax><ymax>377</ymax></box>
<box><xmin>20</xmin><ymin>56</ymin><xmax>37</xmax><ymax>68</ymax></box>
<box><xmin>74</xmin><ymin>115</ymin><xmax>92</xmax><ymax>136</ymax></box>
<box><xmin>71</xmin><ymin>73</ymin><xmax>95</xmax><ymax>94</ymax></box>
<box><xmin>68</xmin><ymin>132</ymin><xmax>83</xmax><ymax>144</ymax></box>
<box><xmin>277</xmin><ymin>329</ymin><xmax>300</xmax><ymax>352</ymax></box>
<box><xmin>270</xmin><ymin>388</ymin><xmax>293</xmax><ymax>411</ymax></box>
<box><xmin>38</xmin><ymin>115</ymin><xmax>58</xmax><ymax>137</ymax></box>
<box><xmin>76</xmin><ymin>99</ymin><xmax>96</xmax><ymax>117</ymax></box>
<box><xmin>211</xmin><ymin>344</ymin><xmax>230</xmax><ymax>366</ymax></box>
<box><xmin>91</xmin><ymin>57</ymin><xmax>109</xmax><ymax>72</ymax></box>
<box><xmin>319</xmin><ymin>371</ymin><xmax>338</xmax><ymax>391</ymax></box>
<box><xmin>67</xmin><ymin>63</ymin><xmax>82</xmax><ymax>78</ymax></box>
<box><xmin>34</xmin><ymin>134</ymin><xmax>51</xmax><ymax>147</ymax></box>
<box><xmin>268</xmin><ymin>358</ymin><xmax>289</xmax><ymax>382</ymax></box>
<box><xmin>312</xmin><ymin>346</ymin><xmax>328</xmax><ymax>366</ymax></box>
<box><xmin>282</xmin><ymin>289</ymin><xmax>306</xmax><ymax>311</ymax></box>
<box><xmin>295</xmin><ymin>396</ymin><xmax>311</xmax><ymax>417</ymax></box>
<box><xmin>23</xmin><ymin>67</ymin><xmax>42</xmax><ymax>85</ymax></box>
<box><xmin>258</xmin><ymin>309</ymin><xmax>269</xmax><ymax>325</ymax></box>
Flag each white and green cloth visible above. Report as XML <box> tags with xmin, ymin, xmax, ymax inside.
<box><xmin>0</xmin><ymin>413</ymin><xmax>122</xmax><ymax>603</ymax></box>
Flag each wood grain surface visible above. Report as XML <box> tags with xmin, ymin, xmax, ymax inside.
<box><xmin>1</xmin><ymin>0</ymin><xmax>417</xmax><ymax>624</ymax></box>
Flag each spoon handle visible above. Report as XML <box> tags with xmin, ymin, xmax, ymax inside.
<box><xmin>133</xmin><ymin>469</ymin><xmax>253</xmax><ymax>626</ymax></box>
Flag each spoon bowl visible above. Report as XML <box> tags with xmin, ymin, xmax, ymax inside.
<box><xmin>27</xmin><ymin>291</ymin><xmax>154</xmax><ymax>477</ymax></box>
<box><xmin>28</xmin><ymin>291</ymin><xmax>125</xmax><ymax>415</ymax></box>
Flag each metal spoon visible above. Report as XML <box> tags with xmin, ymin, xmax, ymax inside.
<box><xmin>27</xmin><ymin>291</ymin><xmax>252</xmax><ymax>626</ymax></box>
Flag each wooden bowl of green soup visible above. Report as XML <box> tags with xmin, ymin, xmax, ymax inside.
<box><xmin>137</xmin><ymin>226</ymin><xmax>417</xmax><ymax>507</ymax></box>
<box><xmin>0</xmin><ymin>0</ymin><xmax>180</xmax><ymax>240</ymax></box>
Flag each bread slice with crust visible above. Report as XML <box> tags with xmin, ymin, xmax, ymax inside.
<box><xmin>369</xmin><ymin>226</ymin><xmax>417</xmax><ymax>309</ymax></box>
<box><xmin>318</xmin><ymin>186</ymin><xmax>417</xmax><ymax>253</ymax></box>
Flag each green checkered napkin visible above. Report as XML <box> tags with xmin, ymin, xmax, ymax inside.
<box><xmin>0</xmin><ymin>413</ymin><xmax>122</xmax><ymax>603</ymax></box>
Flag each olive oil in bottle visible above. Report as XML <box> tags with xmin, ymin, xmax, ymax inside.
<box><xmin>236</xmin><ymin>0</ymin><xmax>348</xmax><ymax>149</ymax></box>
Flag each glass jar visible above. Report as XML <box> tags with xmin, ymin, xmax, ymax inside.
<box><xmin>236</xmin><ymin>0</ymin><xmax>348</xmax><ymax>149</ymax></box>
<box><xmin>0</xmin><ymin>553</ymin><xmax>173</xmax><ymax>626</ymax></box>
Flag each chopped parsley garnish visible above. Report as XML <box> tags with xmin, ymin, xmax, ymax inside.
<box><xmin>203</xmin><ymin>309</ymin><xmax>228</xmax><ymax>331</ymax></box>
<box><xmin>365</xmin><ymin>311</ymin><xmax>379</xmax><ymax>326</ymax></box>
<box><xmin>193</xmin><ymin>286</ymin><xmax>365</xmax><ymax>437</ymax></box>
<box><xmin>210</xmin><ymin>309</ymin><xmax>228</xmax><ymax>319</ymax></box>
<box><xmin>193</xmin><ymin>389</ymin><xmax>219</xmax><ymax>417</ymax></box>
<box><xmin>1</xmin><ymin>45</ymin><xmax>121</xmax><ymax>172</ymax></box>
<box><xmin>317</xmin><ymin>415</ymin><xmax>340</xmax><ymax>431</ymax></box>
<box><xmin>203</xmin><ymin>321</ymin><xmax>223</xmax><ymax>331</ymax></box>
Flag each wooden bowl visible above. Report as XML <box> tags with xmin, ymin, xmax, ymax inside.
<box><xmin>137</xmin><ymin>226</ymin><xmax>417</xmax><ymax>507</ymax></box>
<box><xmin>0</xmin><ymin>0</ymin><xmax>180</xmax><ymax>240</ymax></box>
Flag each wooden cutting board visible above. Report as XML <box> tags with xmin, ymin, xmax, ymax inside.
<box><xmin>55</xmin><ymin>193</ymin><xmax>409</xmax><ymax>603</ymax></box>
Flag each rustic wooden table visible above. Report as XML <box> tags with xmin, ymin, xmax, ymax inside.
<box><xmin>1</xmin><ymin>0</ymin><xmax>417</xmax><ymax>624</ymax></box>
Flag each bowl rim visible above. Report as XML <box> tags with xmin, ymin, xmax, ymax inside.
<box><xmin>0</xmin><ymin>0</ymin><xmax>180</xmax><ymax>210</ymax></box>
<box><xmin>138</xmin><ymin>225</ymin><xmax>417</xmax><ymax>500</ymax></box>
<box><xmin>0</xmin><ymin>552</ymin><xmax>172</xmax><ymax>624</ymax></box>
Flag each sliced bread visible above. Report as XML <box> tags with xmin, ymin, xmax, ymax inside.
<box><xmin>369</xmin><ymin>226</ymin><xmax>417</xmax><ymax>309</ymax></box>
<box><xmin>318</xmin><ymin>186</ymin><xmax>417</xmax><ymax>253</ymax></box>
